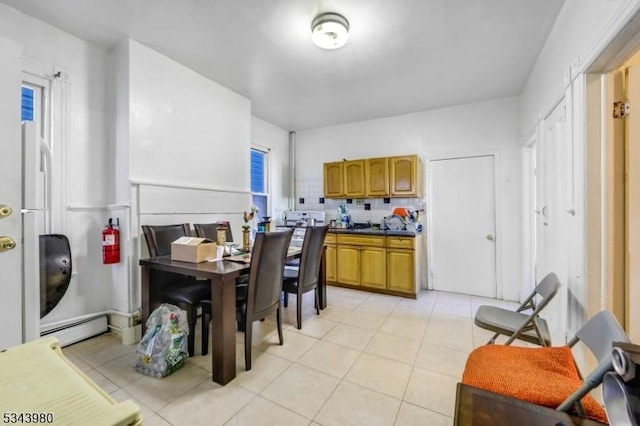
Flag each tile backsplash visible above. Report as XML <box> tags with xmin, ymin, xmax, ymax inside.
<box><xmin>292</xmin><ymin>178</ymin><xmax>425</xmax><ymax>224</ymax></box>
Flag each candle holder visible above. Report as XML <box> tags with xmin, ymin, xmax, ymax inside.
<box><xmin>242</xmin><ymin>226</ymin><xmax>251</xmax><ymax>252</ymax></box>
<box><xmin>216</xmin><ymin>224</ymin><xmax>227</xmax><ymax>246</ymax></box>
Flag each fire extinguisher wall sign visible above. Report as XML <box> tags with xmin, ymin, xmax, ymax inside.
<box><xmin>103</xmin><ymin>217</ymin><xmax>120</xmax><ymax>264</ymax></box>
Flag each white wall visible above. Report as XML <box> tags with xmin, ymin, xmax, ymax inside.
<box><xmin>119</xmin><ymin>41</ymin><xmax>290</xmax><ymax>311</ymax></box>
<box><xmin>295</xmin><ymin>97</ymin><xmax>522</xmax><ymax>300</ymax></box>
<box><xmin>128</xmin><ymin>40</ymin><xmax>251</xmax><ymax>191</ymax></box>
<box><xmin>251</xmin><ymin>116</ymin><xmax>291</xmax><ymax>224</ymax></box>
<box><xmin>519</xmin><ymin>0</ymin><xmax>640</xmax><ymax>351</ymax></box>
<box><xmin>521</xmin><ymin>0</ymin><xmax>640</xmax><ymax>136</ymax></box>
<box><xmin>0</xmin><ymin>3</ymin><xmax>114</xmax><ymax>324</ymax></box>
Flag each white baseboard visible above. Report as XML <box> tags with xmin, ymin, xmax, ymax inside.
<box><xmin>42</xmin><ymin>316</ymin><xmax>108</xmax><ymax>347</ymax></box>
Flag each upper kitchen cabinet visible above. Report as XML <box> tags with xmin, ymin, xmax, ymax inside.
<box><xmin>324</xmin><ymin>162</ymin><xmax>344</xmax><ymax>198</ymax></box>
<box><xmin>365</xmin><ymin>157</ymin><xmax>389</xmax><ymax>196</ymax></box>
<box><xmin>342</xmin><ymin>160</ymin><xmax>366</xmax><ymax>197</ymax></box>
<box><xmin>389</xmin><ymin>155</ymin><xmax>420</xmax><ymax>197</ymax></box>
<box><xmin>323</xmin><ymin>154</ymin><xmax>421</xmax><ymax>198</ymax></box>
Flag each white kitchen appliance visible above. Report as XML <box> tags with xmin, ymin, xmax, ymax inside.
<box><xmin>283</xmin><ymin>210</ymin><xmax>325</xmax><ymax>227</ymax></box>
<box><xmin>282</xmin><ymin>211</ymin><xmax>326</xmax><ymax>247</ymax></box>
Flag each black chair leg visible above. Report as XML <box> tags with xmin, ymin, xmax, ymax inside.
<box><xmin>276</xmin><ymin>307</ymin><xmax>284</xmax><ymax>345</ymax></box>
<box><xmin>186</xmin><ymin>305</ymin><xmax>196</xmax><ymax>357</ymax></box>
<box><xmin>296</xmin><ymin>292</ymin><xmax>302</xmax><ymax>330</ymax></box>
<box><xmin>283</xmin><ymin>291</ymin><xmax>289</xmax><ymax>308</ymax></box>
<box><xmin>201</xmin><ymin>311</ymin><xmax>210</xmax><ymax>356</ymax></box>
<box><xmin>315</xmin><ymin>288</ymin><xmax>320</xmax><ymax>315</ymax></box>
<box><xmin>244</xmin><ymin>320</ymin><xmax>253</xmax><ymax>371</ymax></box>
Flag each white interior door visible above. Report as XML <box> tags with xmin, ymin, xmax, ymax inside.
<box><xmin>430</xmin><ymin>155</ymin><xmax>496</xmax><ymax>297</ymax></box>
<box><xmin>536</xmin><ymin>96</ymin><xmax>572</xmax><ymax>344</ymax></box>
<box><xmin>0</xmin><ymin>36</ymin><xmax>24</xmax><ymax>349</ymax></box>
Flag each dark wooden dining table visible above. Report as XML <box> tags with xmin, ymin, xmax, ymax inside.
<box><xmin>139</xmin><ymin>246</ymin><xmax>326</xmax><ymax>385</ymax></box>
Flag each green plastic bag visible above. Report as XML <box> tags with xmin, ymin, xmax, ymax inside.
<box><xmin>134</xmin><ymin>303</ymin><xmax>188</xmax><ymax>377</ymax></box>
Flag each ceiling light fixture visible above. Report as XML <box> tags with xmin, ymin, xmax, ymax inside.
<box><xmin>311</xmin><ymin>12</ymin><xmax>349</xmax><ymax>50</ymax></box>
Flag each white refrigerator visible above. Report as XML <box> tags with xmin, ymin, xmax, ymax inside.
<box><xmin>21</xmin><ymin>121</ymin><xmax>50</xmax><ymax>342</ymax></box>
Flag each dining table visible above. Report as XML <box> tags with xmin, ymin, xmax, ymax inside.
<box><xmin>139</xmin><ymin>245</ymin><xmax>326</xmax><ymax>385</ymax></box>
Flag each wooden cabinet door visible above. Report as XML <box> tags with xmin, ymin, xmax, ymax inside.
<box><xmin>387</xmin><ymin>249</ymin><xmax>415</xmax><ymax>294</ymax></box>
<box><xmin>337</xmin><ymin>245</ymin><xmax>360</xmax><ymax>285</ymax></box>
<box><xmin>360</xmin><ymin>246</ymin><xmax>386</xmax><ymax>289</ymax></box>
<box><xmin>325</xmin><ymin>243</ymin><xmax>337</xmax><ymax>283</ymax></box>
<box><xmin>390</xmin><ymin>155</ymin><xmax>418</xmax><ymax>197</ymax></box>
<box><xmin>324</xmin><ymin>162</ymin><xmax>344</xmax><ymax>198</ymax></box>
<box><xmin>343</xmin><ymin>160</ymin><xmax>366</xmax><ymax>197</ymax></box>
<box><xmin>365</xmin><ymin>157</ymin><xmax>389</xmax><ymax>196</ymax></box>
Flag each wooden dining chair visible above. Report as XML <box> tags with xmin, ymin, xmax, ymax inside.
<box><xmin>202</xmin><ymin>229</ymin><xmax>293</xmax><ymax>370</ymax></box>
<box><xmin>282</xmin><ymin>225</ymin><xmax>329</xmax><ymax>329</ymax></box>
<box><xmin>141</xmin><ymin>224</ymin><xmax>211</xmax><ymax>357</ymax></box>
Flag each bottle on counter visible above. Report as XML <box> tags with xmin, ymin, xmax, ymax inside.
<box><xmin>338</xmin><ymin>204</ymin><xmax>350</xmax><ymax>228</ymax></box>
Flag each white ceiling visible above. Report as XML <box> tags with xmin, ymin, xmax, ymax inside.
<box><xmin>1</xmin><ymin>0</ymin><xmax>564</xmax><ymax>131</ymax></box>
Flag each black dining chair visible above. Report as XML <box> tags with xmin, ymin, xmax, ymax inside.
<box><xmin>201</xmin><ymin>229</ymin><xmax>293</xmax><ymax>370</ymax></box>
<box><xmin>141</xmin><ymin>224</ymin><xmax>211</xmax><ymax>357</ymax></box>
<box><xmin>282</xmin><ymin>225</ymin><xmax>329</xmax><ymax>329</ymax></box>
<box><xmin>193</xmin><ymin>222</ymin><xmax>233</xmax><ymax>244</ymax></box>
<box><xmin>195</xmin><ymin>221</ymin><xmax>249</xmax><ymax>289</ymax></box>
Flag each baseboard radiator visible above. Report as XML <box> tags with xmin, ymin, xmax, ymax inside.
<box><xmin>40</xmin><ymin>314</ymin><xmax>109</xmax><ymax>347</ymax></box>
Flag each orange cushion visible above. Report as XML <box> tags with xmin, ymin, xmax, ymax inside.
<box><xmin>462</xmin><ymin>345</ymin><xmax>607</xmax><ymax>423</ymax></box>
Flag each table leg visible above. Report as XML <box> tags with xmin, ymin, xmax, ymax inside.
<box><xmin>140</xmin><ymin>265</ymin><xmax>150</xmax><ymax>331</ymax></box>
<box><xmin>318</xmin><ymin>246</ymin><xmax>327</xmax><ymax>310</ymax></box>
<box><xmin>211</xmin><ymin>275</ymin><xmax>237</xmax><ymax>385</ymax></box>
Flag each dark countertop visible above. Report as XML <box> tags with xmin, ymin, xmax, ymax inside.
<box><xmin>328</xmin><ymin>228</ymin><xmax>421</xmax><ymax>237</ymax></box>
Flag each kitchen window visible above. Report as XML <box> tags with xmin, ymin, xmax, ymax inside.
<box><xmin>250</xmin><ymin>148</ymin><xmax>269</xmax><ymax>220</ymax></box>
<box><xmin>21</xmin><ymin>85</ymin><xmax>35</xmax><ymax>121</ymax></box>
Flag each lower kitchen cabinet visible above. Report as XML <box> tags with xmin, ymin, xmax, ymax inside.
<box><xmin>336</xmin><ymin>245</ymin><xmax>361</xmax><ymax>285</ymax></box>
<box><xmin>325</xmin><ymin>233</ymin><xmax>337</xmax><ymax>283</ymax></box>
<box><xmin>328</xmin><ymin>232</ymin><xmax>422</xmax><ymax>298</ymax></box>
<box><xmin>360</xmin><ymin>246</ymin><xmax>386</xmax><ymax>289</ymax></box>
<box><xmin>387</xmin><ymin>249</ymin><xmax>415</xmax><ymax>294</ymax></box>
<box><xmin>336</xmin><ymin>234</ymin><xmax>385</xmax><ymax>288</ymax></box>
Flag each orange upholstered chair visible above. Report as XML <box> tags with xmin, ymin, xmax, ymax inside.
<box><xmin>462</xmin><ymin>311</ymin><xmax>629</xmax><ymax>423</ymax></box>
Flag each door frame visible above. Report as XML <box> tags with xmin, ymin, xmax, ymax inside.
<box><xmin>521</xmin><ymin>129</ymin><xmax>540</xmax><ymax>301</ymax></box>
<box><xmin>426</xmin><ymin>149</ymin><xmax>502</xmax><ymax>298</ymax></box>
<box><xmin>584</xmin><ymin>11</ymin><xmax>640</xmax><ymax>341</ymax></box>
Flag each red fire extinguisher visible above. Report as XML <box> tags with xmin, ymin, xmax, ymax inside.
<box><xmin>103</xmin><ymin>217</ymin><xmax>120</xmax><ymax>264</ymax></box>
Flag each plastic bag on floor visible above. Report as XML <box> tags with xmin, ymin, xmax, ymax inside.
<box><xmin>134</xmin><ymin>303</ymin><xmax>188</xmax><ymax>377</ymax></box>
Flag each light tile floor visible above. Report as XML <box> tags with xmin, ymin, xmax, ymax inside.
<box><xmin>63</xmin><ymin>287</ymin><xmax>519</xmax><ymax>426</ymax></box>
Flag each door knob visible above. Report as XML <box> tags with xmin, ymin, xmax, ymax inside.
<box><xmin>0</xmin><ymin>205</ymin><xmax>11</xmax><ymax>219</ymax></box>
<box><xmin>486</xmin><ymin>234</ymin><xmax>494</xmax><ymax>241</ymax></box>
<box><xmin>0</xmin><ymin>236</ymin><xmax>16</xmax><ymax>252</ymax></box>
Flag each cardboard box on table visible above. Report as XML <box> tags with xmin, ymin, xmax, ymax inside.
<box><xmin>171</xmin><ymin>237</ymin><xmax>216</xmax><ymax>263</ymax></box>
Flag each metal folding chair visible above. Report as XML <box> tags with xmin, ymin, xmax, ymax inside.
<box><xmin>474</xmin><ymin>272</ymin><xmax>561</xmax><ymax>346</ymax></box>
